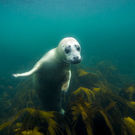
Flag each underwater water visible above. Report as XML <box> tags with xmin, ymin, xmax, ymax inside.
<box><xmin>0</xmin><ymin>0</ymin><xmax>135</xmax><ymax>135</ymax></box>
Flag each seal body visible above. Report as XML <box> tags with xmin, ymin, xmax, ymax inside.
<box><xmin>35</xmin><ymin>59</ymin><xmax>69</xmax><ymax>111</ymax></box>
<box><xmin>13</xmin><ymin>37</ymin><xmax>81</xmax><ymax>111</ymax></box>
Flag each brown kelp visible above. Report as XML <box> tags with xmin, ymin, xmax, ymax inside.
<box><xmin>0</xmin><ymin>62</ymin><xmax>135</xmax><ymax>135</ymax></box>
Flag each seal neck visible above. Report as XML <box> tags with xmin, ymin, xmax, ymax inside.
<box><xmin>55</xmin><ymin>48</ymin><xmax>70</xmax><ymax>69</ymax></box>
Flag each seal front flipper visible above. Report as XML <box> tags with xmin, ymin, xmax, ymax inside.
<box><xmin>12</xmin><ymin>62</ymin><xmax>41</xmax><ymax>78</ymax></box>
<box><xmin>12</xmin><ymin>49</ymin><xmax>55</xmax><ymax>78</ymax></box>
<box><xmin>61</xmin><ymin>70</ymin><xmax>71</xmax><ymax>92</ymax></box>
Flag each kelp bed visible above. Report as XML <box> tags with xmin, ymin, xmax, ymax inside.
<box><xmin>0</xmin><ymin>62</ymin><xmax>135</xmax><ymax>135</ymax></box>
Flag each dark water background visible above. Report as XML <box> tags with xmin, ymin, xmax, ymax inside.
<box><xmin>0</xmin><ymin>0</ymin><xmax>135</xmax><ymax>78</ymax></box>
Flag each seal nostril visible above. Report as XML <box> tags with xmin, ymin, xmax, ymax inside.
<box><xmin>73</xmin><ymin>56</ymin><xmax>79</xmax><ymax>60</ymax></box>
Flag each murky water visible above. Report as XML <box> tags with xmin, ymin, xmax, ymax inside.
<box><xmin>0</xmin><ymin>0</ymin><xmax>135</xmax><ymax>135</ymax></box>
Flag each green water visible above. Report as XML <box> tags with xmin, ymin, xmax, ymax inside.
<box><xmin>0</xmin><ymin>0</ymin><xmax>135</xmax><ymax>77</ymax></box>
<box><xmin>1</xmin><ymin>1</ymin><xmax>135</xmax><ymax>135</ymax></box>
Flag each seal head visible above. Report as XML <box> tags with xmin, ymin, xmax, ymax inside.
<box><xmin>57</xmin><ymin>37</ymin><xmax>81</xmax><ymax>64</ymax></box>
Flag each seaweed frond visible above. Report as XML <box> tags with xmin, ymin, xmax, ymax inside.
<box><xmin>77</xmin><ymin>69</ymin><xmax>89</xmax><ymax>77</ymax></box>
<box><xmin>73</xmin><ymin>87</ymin><xmax>95</xmax><ymax>103</ymax></box>
<box><xmin>123</xmin><ymin>117</ymin><xmax>135</xmax><ymax>135</ymax></box>
<box><xmin>105</xmin><ymin>101</ymin><xmax>117</xmax><ymax>112</ymax></box>
<box><xmin>70</xmin><ymin>87</ymin><xmax>96</xmax><ymax>135</ymax></box>
<box><xmin>127</xmin><ymin>101</ymin><xmax>135</xmax><ymax>109</ymax></box>
<box><xmin>93</xmin><ymin>87</ymin><xmax>101</xmax><ymax>93</ymax></box>
<box><xmin>21</xmin><ymin>127</ymin><xmax>43</xmax><ymax>135</ymax></box>
<box><xmin>99</xmin><ymin>110</ymin><xmax>115</xmax><ymax>135</ymax></box>
<box><xmin>126</xmin><ymin>86</ymin><xmax>135</xmax><ymax>100</ymax></box>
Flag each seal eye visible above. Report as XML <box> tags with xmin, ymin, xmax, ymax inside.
<box><xmin>77</xmin><ymin>46</ymin><xmax>80</xmax><ymax>51</ymax></box>
<box><xmin>75</xmin><ymin>45</ymin><xmax>80</xmax><ymax>51</ymax></box>
<box><xmin>75</xmin><ymin>44</ymin><xmax>80</xmax><ymax>51</ymax></box>
<box><xmin>65</xmin><ymin>47</ymin><xmax>71</xmax><ymax>54</ymax></box>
